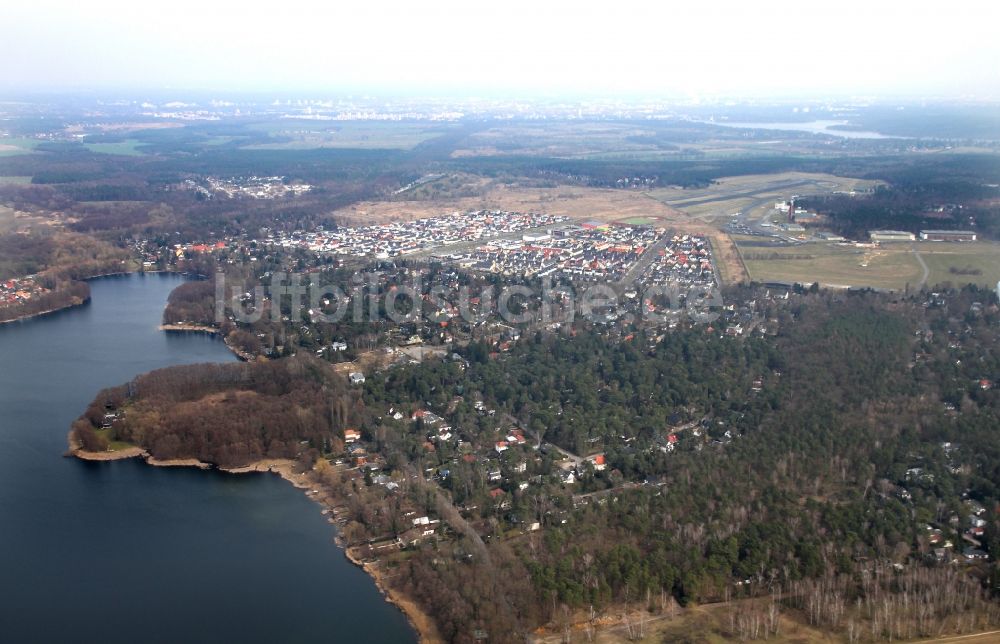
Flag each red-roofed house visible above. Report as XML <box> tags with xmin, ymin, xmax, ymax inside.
<box><xmin>587</xmin><ymin>454</ymin><xmax>607</xmax><ymax>471</ymax></box>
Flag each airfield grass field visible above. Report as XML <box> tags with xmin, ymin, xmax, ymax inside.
<box><xmin>679</xmin><ymin>197</ymin><xmax>759</xmax><ymax>222</ymax></box>
<box><xmin>741</xmin><ymin>242</ymin><xmax>925</xmax><ymax>290</ymax></box>
<box><xmin>740</xmin><ymin>240</ymin><xmax>1000</xmax><ymax>291</ymax></box>
<box><xmin>917</xmin><ymin>242</ymin><xmax>1000</xmax><ymax>288</ymax></box>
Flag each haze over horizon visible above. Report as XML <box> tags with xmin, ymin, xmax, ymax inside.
<box><xmin>2</xmin><ymin>0</ymin><xmax>999</xmax><ymax>100</ymax></box>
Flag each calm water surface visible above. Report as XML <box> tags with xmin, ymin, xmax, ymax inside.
<box><xmin>0</xmin><ymin>273</ymin><xmax>415</xmax><ymax>643</ymax></box>
<box><xmin>700</xmin><ymin>118</ymin><xmax>900</xmax><ymax>139</ymax></box>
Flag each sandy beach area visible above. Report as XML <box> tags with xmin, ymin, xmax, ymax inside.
<box><xmin>158</xmin><ymin>323</ymin><xmax>219</xmax><ymax>334</ymax></box>
<box><xmin>71</xmin><ymin>445</ymin><xmax>148</xmax><ymax>461</ymax></box>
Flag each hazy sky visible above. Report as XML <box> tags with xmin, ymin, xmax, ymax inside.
<box><xmin>2</xmin><ymin>0</ymin><xmax>999</xmax><ymax>98</ymax></box>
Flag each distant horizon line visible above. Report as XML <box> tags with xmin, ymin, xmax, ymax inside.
<box><xmin>2</xmin><ymin>86</ymin><xmax>999</xmax><ymax>105</ymax></box>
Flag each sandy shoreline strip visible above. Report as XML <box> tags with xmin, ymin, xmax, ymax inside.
<box><xmin>69</xmin><ymin>448</ymin><xmax>442</xmax><ymax>642</ymax></box>
<box><xmin>159</xmin><ymin>323</ymin><xmax>256</xmax><ymax>362</ymax></box>
<box><xmin>71</xmin><ymin>445</ymin><xmax>148</xmax><ymax>461</ymax></box>
<box><xmin>158</xmin><ymin>323</ymin><xmax>219</xmax><ymax>334</ymax></box>
<box><xmin>146</xmin><ymin>456</ymin><xmax>212</xmax><ymax>468</ymax></box>
<box><xmin>345</xmin><ymin>546</ymin><xmax>445</xmax><ymax>643</ymax></box>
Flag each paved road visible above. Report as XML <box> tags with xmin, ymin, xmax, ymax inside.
<box><xmin>615</xmin><ymin>232</ymin><xmax>672</xmax><ymax>293</ymax></box>
<box><xmin>915</xmin><ymin>631</ymin><xmax>1000</xmax><ymax>643</ymax></box>
<box><xmin>403</xmin><ymin>463</ymin><xmax>490</xmax><ymax>560</ymax></box>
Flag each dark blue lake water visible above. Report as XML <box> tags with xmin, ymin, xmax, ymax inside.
<box><xmin>0</xmin><ymin>273</ymin><xmax>415</xmax><ymax>643</ymax></box>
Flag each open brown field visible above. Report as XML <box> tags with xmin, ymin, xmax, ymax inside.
<box><xmin>332</xmin><ymin>182</ymin><xmax>690</xmax><ymax>225</ymax></box>
<box><xmin>535</xmin><ymin>590</ymin><xmax>1000</xmax><ymax>644</ymax></box>
<box><xmin>0</xmin><ymin>206</ymin><xmax>52</xmax><ymax>234</ymax></box>
<box><xmin>534</xmin><ymin>597</ymin><xmax>843</xmax><ymax>644</ymax></box>
<box><xmin>0</xmin><ymin>205</ymin><xmax>15</xmax><ymax>232</ymax></box>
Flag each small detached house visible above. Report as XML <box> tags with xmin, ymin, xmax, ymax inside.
<box><xmin>587</xmin><ymin>454</ymin><xmax>607</xmax><ymax>472</ymax></box>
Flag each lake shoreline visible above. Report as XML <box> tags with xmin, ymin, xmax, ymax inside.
<box><xmin>59</xmin><ymin>271</ymin><xmax>432</xmax><ymax>640</ymax></box>
<box><xmin>0</xmin><ymin>295</ymin><xmax>91</xmax><ymax>325</ymax></box>
<box><xmin>68</xmin><ymin>445</ymin><xmax>440</xmax><ymax>643</ymax></box>
<box><xmin>159</xmin><ymin>322</ymin><xmax>220</xmax><ymax>334</ymax></box>
<box><xmin>0</xmin><ymin>268</ymin><xmax>193</xmax><ymax>326</ymax></box>
<box><xmin>159</xmin><ymin>323</ymin><xmax>257</xmax><ymax>362</ymax></box>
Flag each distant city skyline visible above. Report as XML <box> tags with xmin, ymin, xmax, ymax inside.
<box><xmin>2</xmin><ymin>0</ymin><xmax>999</xmax><ymax>99</ymax></box>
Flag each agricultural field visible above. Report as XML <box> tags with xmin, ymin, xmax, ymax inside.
<box><xmin>83</xmin><ymin>139</ymin><xmax>147</xmax><ymax>156</ymax></box>
<box><xmin>450</xmin><ymin>121</ymin><xmax>855</xmax><ymax>160</ymax></box>
<box><xmin>242</xmin><ymin>120</ymin><xmax>445</xmax><ymax>150</ymax></box>
<box><xmin>0</xmin><ymin>138</ymin><xmax>40</xmax><ymax>156</ymax></box>
<box><xmin>454</xmin><ymin>121</ymin><xmax>670</xmax><ymax>158</ymax></box>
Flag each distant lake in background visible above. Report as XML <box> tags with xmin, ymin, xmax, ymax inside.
<box><xmin>0</xmin><ymin>273</ymin><xmax>415</xmax><ymax>644</ymax></box>
<box><xmin>700</xmin><ymin>119</ymin><xmax>900</xmax><ymax>139</ymax></box>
